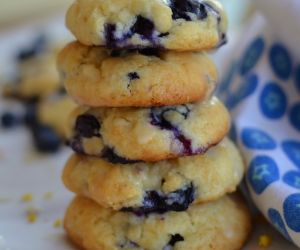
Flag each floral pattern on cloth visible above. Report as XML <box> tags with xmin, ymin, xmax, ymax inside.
<box><xmin>218</xmin><ymin>14</ymin><xmax>300</xmax><ymax>247</ymax></box>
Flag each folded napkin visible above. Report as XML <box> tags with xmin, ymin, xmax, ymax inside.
<box><xmin>219</xmin><ymin>1</ymin><xmax>300</xmax><ymax>247</ymax></box>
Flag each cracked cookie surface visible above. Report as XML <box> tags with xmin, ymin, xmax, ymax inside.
<box><xmin>58</xmin><ymin>41</ymin><xmax>218</xmax><ymax>107</ymax></box>
<box><xmin>66</xmin><ymin>97</ymin><xmax>230</xmax><ymax>162</ymax></box>
<box><xmin>63</xmin><ymin>138</ymin><xmax>244</xmax><ymax>212</ymax></box>
<box><xmin>66</xmin><ymin>0</ymin><xmax>227</xmax><ymax>51</ymax></box>
<box><xmin>64</xmin><ymin>195</ymin><xmax>251</xmax><ymax>250</ymax></box>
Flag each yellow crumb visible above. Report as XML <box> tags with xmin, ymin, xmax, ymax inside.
<box><xmin>26</xmin><ymin>208</ymin><xmax>38</xmax><ymax>223</ymax></box>
<box><xmin>53</xmin><ymin>219</ymin><xmax>62</xmax><ymax>228</ymax></box>
<box><xmin>258</xmin><ymin>234</ymin><xmax>272</xmax><ymax>248</ymax></box>
<box><xmin>21</xmin><ymin>193</ymin><xmax>33</xmax><ymax>203</ymax></box>
<box><xmin>43</xmin><ymin>192</ymin><xmax>53</xmax><ymax>200</ymax></box>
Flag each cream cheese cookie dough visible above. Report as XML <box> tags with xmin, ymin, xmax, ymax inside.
<box><xmin>66</xmin><ymin>0</ymin><xmax>227</xmax><ymax>51</ymax></box>
<box><xmin>64</xmin><ymin>195</ymin><xmax>251</xmax><ymax>250</ymax></box>
<box><xmin>66</xmin><ymin>97</ymin><xmax>230</xmax><ymax>162</ymax></box>
<box><xmin>58</xmin><ymin>41</ymin><xmax>218</xmax><ymax>107</ymax></box>
<box><xmin>63</xmin><ymin>139</ymin><xmax>244</xmax><ymax>213</ymax></box>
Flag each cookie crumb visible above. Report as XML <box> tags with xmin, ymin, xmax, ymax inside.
<box><xmin>21</xmin><ymin>193</ymin><xmax>33</xmax><ymax>203</ymax></box>
<box><xmin>53</xmin><ymin>219</ymin><xmax>62</xmax><ymax>228</ymax></box>
<box><xmin>258</xmin><ymin>234</ymin><xmax>272</xmax><ymax>248</ymax></box>
<box><xmin>43</xmin><ymin>192</ymin><xmax>53</xmax><ymax>200</ymax></box>
<box><xmin>26</xmin><ymin>207</ymin><xmax>38</xmax><ymax>223</ymax></box>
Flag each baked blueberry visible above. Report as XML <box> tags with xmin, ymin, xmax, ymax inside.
<box><xmin>163</xmin><ymin>234</ymin><xmax>184</xmax><ymax>250</ymax></box>
<box><xmin>31</xmin><ymin>124</ymin><xmax>61</xmax><ymax>153</ymax></box>
<box><xmin>104</xmin><ymin>24</ymin><xmax>118</xmax><ymax>48</ymax></box>
<box><xmin>75</xmin><ymin>114</ymin><xmax>101</xmax><ymax>138</ymax></box>
<box><xmin>121</xmin><ymin>183</ymin><xmax>195</xmax><ymax>215</ymax></box>
<box><xmin>170</xmin><ymin>0</ymin><xmax>208</xmax><ymax>21</ymax></box>
<box><xmin>150</xmin><ymin>105</ymin><xmax>193</xmax><ymax>155</ymax></box>
<box><xmin>101</xmin><ymin>147</ymin><xmax>141</xmax><ymax>165</ymax></box>
<box><xmin>131</xmin><ymin>15</ymin><xmax>155</xmax><ymax>40</ymax></box>
<box><xmin>1</xmin><ymin>112</ymin><xmax>21</xmax><ymax>128</ymax></box>
<box><xmin>127</xmin><ymin>72</ymin><xmax>140</xmax><ymax>81</ymax></box>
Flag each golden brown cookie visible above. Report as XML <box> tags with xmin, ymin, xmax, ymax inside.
<box><xmin>63</xmin><ymin>138</ymin><xmax>244</xmax><ymax>212</ymax></box>
<box><xmin>66</xmin><ymin>97</ymin><xmax>230</xmax><ymax>162</ymax></box>
<box><xmin>66</xmin><ymin>0</ymin><xmax>227</xmax><ymax>51</ymax></box>
<box><xmin>58</xmin><ymin>41</ymin><xmax>218</xmax><ymax>107</ymax></box>
<box><xmin>64</xmin><ymin>195</ymin><xmax>252</xmax><ymax>250</ymax></box>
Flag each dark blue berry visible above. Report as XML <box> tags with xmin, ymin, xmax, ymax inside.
<box><xmin>170</xmin><ymin>0</ymin><xmax>208</xmax><ymax>21</ymax></box>
<box><xmin>31</xmin><ymin>124</ymin><xmax>61</xmax><ymax>153</ymax></box>
<box><xmin>168</xmin><ymin>234</ymin><xmax>184</xmax><ymax>247</ymax></box>
<box><xmin>131</xmin><ymin>15</ymin><xmax>154</xmax><ymax>39</ymax></box>
<box><xmin>58</xmin><ymin>86</ymin><xmax>66</xmax><ymax>95</ymax></box>
<box><xmin>69</xmin><ymin>136</ymin><xmax>85</xmax><ymax>154</ymax></box>
<box><xmin>128</xmin><ymin>72</ymin><xmax>140</xmax><ymax>81</ymax></box>
<box><xmin>216</xmin><ymin>33</ymin><xmax>227</xmax><ymax>48</ymax></box>
<box><xmin>122</xmin><ymin>183</ymin><xmax>195</xmax><ymax>215</ymax></box>
<box><xmin>102</xmin><ymin>147</ymin><xmax>141</xmax><ymax>164</ymax></box>
<box><xmin>159</xmin><ymin>32</ymin><xmax>169</xmax><ymax>38</ymax></box>
<box><xmin>138</xmin><ymin>48</ymin><xmax>160</xmax><ymax>57</ymax></box>
<box><xmin>1</xmin><ymin>112</ymin><xmax>21</xmax><ymax>128</ymax></box>
<box><xmin>75</xmin><ymin>114</ymin><xmax>100</xmax><ymax>138</ymax></box>
<box><xmin>16</xmin><ymin>35</ymin><xmax>47</xmax><ymax>62</ymax></box>
<box><xmin>105</xmin><ymin>24</ymin><xmax>118</xmax><ymax>48</ymax></box>
<box><xmin>150</xmin><ymin>106</ymin><xmax>193</xmax><ymax>155</ymax></box>
<box><xmin>23</xmin><ymin>104</ymin><xmax>37</xmax><ymax>127</ymax></box>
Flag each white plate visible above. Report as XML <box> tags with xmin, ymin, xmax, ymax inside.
<box><xmin>0</xmin><ymin>13</ymin><xmax>298</xmax><ymax>250</ymax></box>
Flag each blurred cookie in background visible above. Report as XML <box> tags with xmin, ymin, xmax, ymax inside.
<box><xmin>1</xmin><ymin>35</ymin><xmax>76</xmax><ymax>153</ymax></box>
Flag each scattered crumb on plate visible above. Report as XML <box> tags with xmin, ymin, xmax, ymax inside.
<box><xmin>53</xmin><ymin>219</ymin><xmax>62</xmax><ymax>228</ymax></box>
<box><xmin>26</xmin><ymin>207</ymin><xmax>39</xmax><ymax>223</ymax></box>
<box><xmin>21</xmin><ymin>193</ymin><xmax>33</xmax><ymax>203</ymax></box>
<box><xmin>258</xmin><ymin>234</ymin><xmax>272</xmax><ymax>248</ymax></box>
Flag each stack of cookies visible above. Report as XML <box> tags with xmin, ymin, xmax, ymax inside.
<box><xmin>58</xmin><ymin>0</ymin><xmax>252</xmax><ymax>249</ymax></box>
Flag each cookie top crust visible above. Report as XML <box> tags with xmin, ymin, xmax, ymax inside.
<box><xmin>66</xmin><ymin>0</ymin><xmax>227</xmax><ymax>51</ymax></box>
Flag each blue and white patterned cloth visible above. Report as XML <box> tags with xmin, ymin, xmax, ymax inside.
<box><xmin>218</xmin><ymin>11</ymin><xmax>300</xmax><ymax>247</ymax></box>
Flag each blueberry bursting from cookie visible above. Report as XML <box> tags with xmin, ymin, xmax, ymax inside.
<box><xmin>59</xmin><ymin>0</ymin><xmax>251</xmax><ymax>249</ymax></box>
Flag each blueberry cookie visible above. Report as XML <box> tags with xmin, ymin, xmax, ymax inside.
<box><xmin>58</xmin><ymin>42</ymin><xmax>218</xmax><ymax>107</ymax></box>
<box><xmin>67</xmin><ymin>97</ymin><xmax>230</xmax><ymax>162</ymax></box>
<box><xmin>1</xmin><ymin>93</ymin><xmax>76</xmax><ymax>152</ymax></box>
<box><xmin>66</xmin><ymin>0</ymin><xmax>227</xmax><ymax>51</ymax></box>
<box><xmin>63</xmin><ymin>138</ymin><xmax>244</xmax><ymax>213</ymax></box>
<box><xmin>3</xmin><ymin>49</ymin><xmax>61</xmax><ymax>101</ymax></box>
<box><xmin>64</xmin><ymin>195</ymin><xmax>251</xmax><ymax>250</ymax></box>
